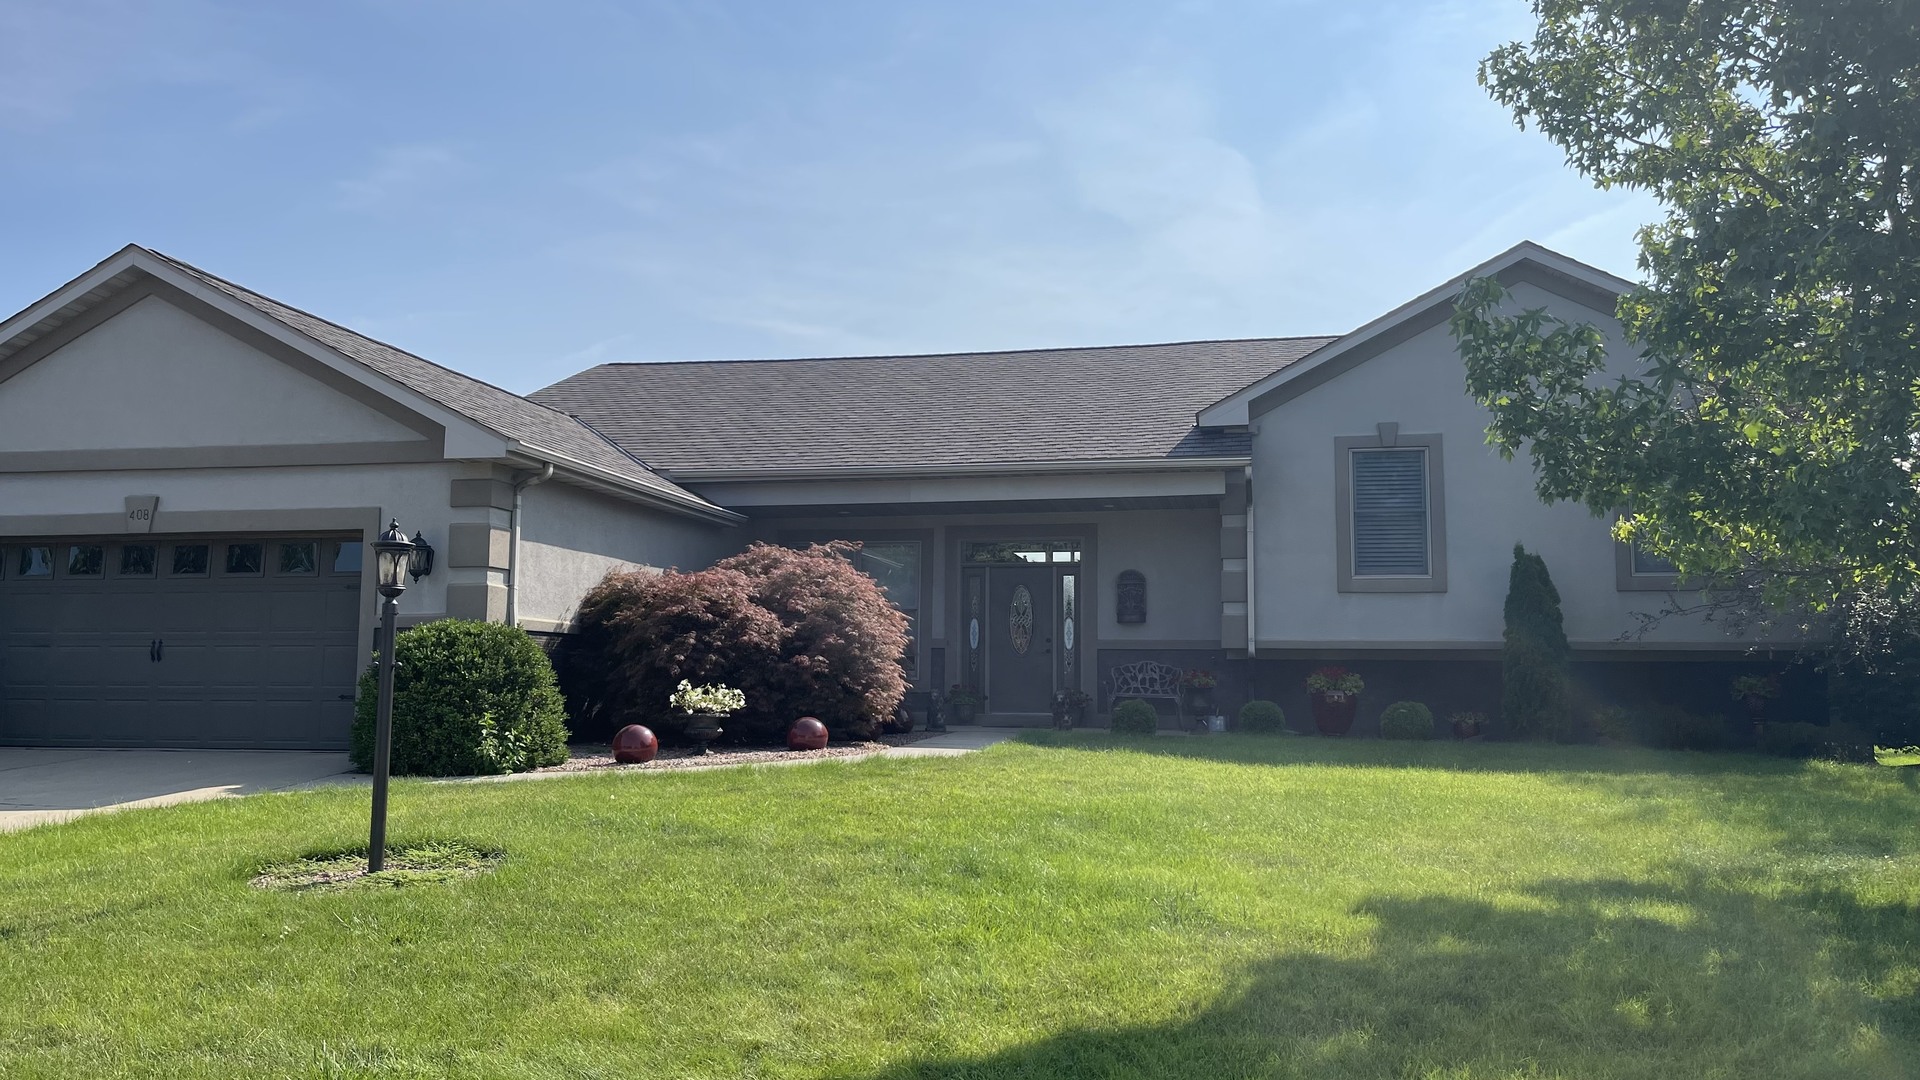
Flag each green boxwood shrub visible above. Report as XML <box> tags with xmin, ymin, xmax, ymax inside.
<box><xmin>1589</xmin><ymin>705</ymin><xmax>1639</xmax><ymax>744</ymax></box>
<box><xmin>1379</xmin><ymin>701</ymin><xmax>1435</xmax><ymax>740</ymax></box>
<box><xmin>1238</xmin><ymin>700</ymin><xmax>1287</xmax><ymax>734</ymax></box>
<box><xmin>1110</xmin><ymin>699</ymin><xmax>1160</xmax><ymax>735</ymax></box>
<box><xmin>1644</xmin><ymin>704</ymin><xmax>1731</xmax><ymax>751</ymax></box>
<box><xmin>1757</xmin><ymin>721</ymin><xmax>1825</xmax><ymax>758</ymax></box>
<box><xmin>351</xmin><ymin>619</ymin><xmax>570</xmax><ymax>776</ymax></box>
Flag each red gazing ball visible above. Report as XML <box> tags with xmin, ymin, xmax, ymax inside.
<box><xmin>787</xmin><ymin>717</ymin><xmax>829</xmax><ymax>751</ymax></box>
<box><xmin>612</xmin><ymin>724</ymin><xmax>659</xmax><ymax>764</ymax></box>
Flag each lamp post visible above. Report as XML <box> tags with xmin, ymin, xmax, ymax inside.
<box><xmin>367</xmin><ymin>520</ymin><xmax>415</xmax><ymax>874</ymax></box>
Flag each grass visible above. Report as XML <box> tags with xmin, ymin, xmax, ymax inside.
<box><xmin>1</xmin><ymin>734</ymin><xmax>1917</xmax><ymax>1079</ymax></box>
<box><xmin>250</xmin><ymin>840</ymin><xmax>502</xmax><ymax>893</ymax></box>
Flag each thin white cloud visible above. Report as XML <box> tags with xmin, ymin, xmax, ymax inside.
<box><xmin>335</xmin><ymin>145</ymin><xmax>466</xmax><ymax>210</ymax></box>
<box><xmin>0</xmin><ymin>0</ymin><xmax>283</xmax><ymax>131</ymax></box>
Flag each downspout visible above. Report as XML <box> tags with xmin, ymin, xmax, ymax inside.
<box><xmin>505</xmin><ymin>463</ymin><xmax>554</xmax><ymax>627</ymax></box>
<box><xmin>1244</xmin><ymin>464</ymin><xmax>1257</xmax><ymax>658</ymax></box>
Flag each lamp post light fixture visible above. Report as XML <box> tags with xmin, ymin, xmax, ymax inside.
<box><xmin>367</xmin><ymin>520</ymin><xmax>415</xmax><ymax>874</ymax></box>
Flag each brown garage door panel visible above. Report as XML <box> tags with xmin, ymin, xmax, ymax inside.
<box><xmin>0</xmin><ymin>534</ymin><xmax>362</xmax><ymax>749</ymax></box>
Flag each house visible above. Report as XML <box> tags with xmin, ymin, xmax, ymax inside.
<box><xmin>0</xmin><ymin>242</ymin><xmax>1807</xmax><ymax>749</ymax></box>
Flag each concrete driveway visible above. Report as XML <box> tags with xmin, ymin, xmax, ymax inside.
<box><xmin>0</xmin><ymin>748</ymin><xmax>357</xmax><ymax>834</ymax></box>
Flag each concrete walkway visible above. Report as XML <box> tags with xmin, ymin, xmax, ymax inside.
<box><xmin>0</xmin><ymin>748</ymin><xmax>356</xmax><ymax>834</ymax></box>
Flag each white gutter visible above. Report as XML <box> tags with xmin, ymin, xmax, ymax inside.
<box><xmin>503</xmin><ymin>441</ymin><xmax>744</xmax><ymax>525</ymax></box>
<box><xmin>505</xmin><ymin>463</ymin><xmax>553</xmax><ymax>627</ymax></box>
<box><xmin>1245</xmin><ymin>464</ymin><xmax>1257</xmax><ymax>658</ymax></box>
<box><xmin>666</xmin><ymin>456</ymin><xmax>1253</xmax><ymax>483</ymax></box>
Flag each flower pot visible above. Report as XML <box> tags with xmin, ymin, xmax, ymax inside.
<box><xmin>683</xmin><ymin>712</ymin><xmax>724</xmax><ymax>754</ymax></box>
<box><xmin>1451</xmin><ymin>719</ymin><xmax>1483</xmax><ymax>741</ymax></box>
<box><xmin>948</xmin><ymin>701</ymin><xmax>979</xmax><ymax>727</ymax></box>
<box><xmin>1311</xmin><ymin>691</ymin><xmax>1357</xmax><ymax>736</ymax></box>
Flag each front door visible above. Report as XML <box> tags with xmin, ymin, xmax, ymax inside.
<box><xmin>987</xmin><ymin>565</ymin><xmax>1056</xmax><ymax>713</ymax></box>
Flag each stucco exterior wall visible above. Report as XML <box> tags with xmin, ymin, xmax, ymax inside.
<box><xmin>1249</xmin><ymin>280</ymin><xmax>1758</xmax><ymax>650</ymax></box>
<box><xmin>0</xmin><ymin>295</ymin><xmax>426</xmax><ymax>453</ymax></box>
<box><xmin>514</xmin><ymin>479</ymin><xmax>740</xmax><ymax>629</ymax></box>
<box><xmin>752</xmin><ymin>504</ymin><xmax>1222</xmax><ymax>691</ymax></box>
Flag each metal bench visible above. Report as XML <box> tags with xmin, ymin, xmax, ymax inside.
<box><xmin>1104</xmin><ymin>660</ymin><xmax>1185</xmax><ymax>724</ymax></box>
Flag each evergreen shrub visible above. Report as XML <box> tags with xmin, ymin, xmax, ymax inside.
<box><xmin>350</xmin><ymin>619</ymin><xmax>569</xmax><ymax>776</ymax></box>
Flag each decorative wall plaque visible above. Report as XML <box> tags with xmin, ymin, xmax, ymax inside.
<box><xmin>1116</xmin><ymin>569</ymin><xmax>1146</xmax><ymax>624</ymax></box>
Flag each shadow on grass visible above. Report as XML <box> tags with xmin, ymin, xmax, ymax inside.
<box><xmin>861</xmin><ymin>874</ymin><xmax>1920</xmax><ymax>1079</ymax></box>
<box><xmin>1018</xmin><ymin>732</ymin><xmax>1920</xmax><ymax>864</ymax></box>
<box><xmin>1017</xmin><ymin>729</ymin><xmax>1814</xmax><ymax>778</ymax></box>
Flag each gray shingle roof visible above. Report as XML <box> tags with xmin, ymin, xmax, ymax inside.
<box><xmin>142</xmin><ymin>249</ymin><xmax>726</xmax><ymax>515</ymax></box>
<box><xmin>531</xmin><ymin>337</ymin><xmax>1338</xmax><ymax>474</ymax></box>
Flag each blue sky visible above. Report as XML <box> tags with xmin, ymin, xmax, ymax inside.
<box><xmin>0</xmin><ymin>0</ymin><xmax>1656</xmax><ymax>395</ymax></box>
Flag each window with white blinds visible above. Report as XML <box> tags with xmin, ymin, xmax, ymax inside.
<box><xmin>1351</xmin><ymin>447</ymin><xmax>1430</xmax><ymax>577</ymax></box>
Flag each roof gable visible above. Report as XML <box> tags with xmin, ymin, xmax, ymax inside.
<box><xmin>0</xmin><ymin>246</ymin><xmax>735</xmax><ymax>522</ymax></box>
<box><xmin>1197</xmin><ymin>242</ymin><xmax>1633</xmax><ymax>426</ymax></box>
<box><xmin>0</xmin><ymin>291</ymin><xmax>430</xmax><ymax>461</ymax></box>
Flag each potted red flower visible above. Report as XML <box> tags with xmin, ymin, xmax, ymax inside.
<box><xmin>1305</xmin><ymin>666</ymin><xmax>1364</xmax><ymax>736</ymax></box>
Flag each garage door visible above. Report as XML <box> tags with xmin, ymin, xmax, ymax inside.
<box><xmin>0</xmin><ymin>536</ymin><xmax>364</xmax><ymax>749</ymax></box>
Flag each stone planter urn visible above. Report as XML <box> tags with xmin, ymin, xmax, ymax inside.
<box><xmin>1311</xmin><ymin>691</ymin><xmax>1358</xmax><ymax>736</ymax></box>
<box><xmin>682</xmin><ymin>712</ymin><xmax>724</xmax><ymax>754</ymax></box>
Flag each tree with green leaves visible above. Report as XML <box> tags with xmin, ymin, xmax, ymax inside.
<box><xmin>1503</xmin><ymin>544</ymin><xmax>1573</xmax><ymax>740</ymax></box>
<box><xmin>1451</xmin><ymin>0</ymin><xmax>1920</xmax><ymax>651</ymax></box>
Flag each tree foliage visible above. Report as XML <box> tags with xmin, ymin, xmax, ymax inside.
<box><xmin>1503</xmin><ymin>544</ymin><xmax>1573</xmax><ymax>740</ymax></box>
<box><xmin>1452</xmin><ymin>0</ymin><xmax>1920</xmax><ymax>631</ymax></box>
<box><xmin>561</xmin><ymin>542</ymin><xmax>911</xmax><ymax>744</ymax></box>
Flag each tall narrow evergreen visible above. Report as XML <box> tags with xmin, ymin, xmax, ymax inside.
<box><xmin>1502</xmin><ymin>543</ymin><xmax>1570</xmax><ymax>740</ymax></box>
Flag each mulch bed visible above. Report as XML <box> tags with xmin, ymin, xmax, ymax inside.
<box><xmin>537</xmin><ymin>730</ymin><xmax>938</xmax><ymax>774</ymax></box>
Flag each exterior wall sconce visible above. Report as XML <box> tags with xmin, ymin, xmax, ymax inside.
<box><xmin>407</xmin><ymin>530</ymin><xmax>435</xmax><ymax>581</ymax></box>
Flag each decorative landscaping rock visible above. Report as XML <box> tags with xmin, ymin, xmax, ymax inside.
<box><xmin>788</xmin><ymin>716</ymin><xmax>829</xmax><ymax>750</ymax></box>
<box><xmin>612</xmin><ymin>724</ymin><xmax>659</xmax><ymax>763</ymax></box>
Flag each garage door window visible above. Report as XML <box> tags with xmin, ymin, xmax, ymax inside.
<box><xmin>66</xmin><ymin>545</ymin><xmax>104</xmax><ymax>576</ymax></box>
<box><xmin>330</xmin><ymin>541</ymin><xmax>363</xmax><ymax>574</ymax></box>
<box><xmin>17</xmin><ymin>546</ymin><xmax>52</xmax><ymax>578</ymax></box>
<box><xmin>172</xmin><ymin>544</ymin><xmax>210</xmax><ymax>576</ymax></box>
<box><xmin>224</xmin><ymin>543</ymin><xmax>264</xmax><ymax>575</ymax></box>
<box><xmin>278</xmin><ymin>541</ymin><xmax>318</xmax><ymax>575</ymax></box>
<box><xmin>120</xmin><ymin>545</ymin><xmax>157</xmax><ymax>576</ymax></box>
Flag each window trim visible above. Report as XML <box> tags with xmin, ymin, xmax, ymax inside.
<box><xmin>1615</xmin><ymin>538</ymin><xmax>1683</xmax><ymax>591</ymax></box>
<box><xmin>1335</xmin><ymin>428</ymin><xmax>1447</xmax><ymax>593</ymax></box>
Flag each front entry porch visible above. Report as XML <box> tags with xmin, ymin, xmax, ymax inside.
<box><xmin>954</xmin><ymin>535</ymin><xmax>1084</xmax><ymax>726</ymax></box>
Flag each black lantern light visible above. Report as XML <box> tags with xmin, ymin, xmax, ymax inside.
<box><xmin>372</xmin><ymin>519</ymin><xmax>414</xmax><ymax>599</ymax></box>
<box><xmin>407</xmin><ymin>530</ymin><xmax>435</xmax><ymax>582</ymax></box>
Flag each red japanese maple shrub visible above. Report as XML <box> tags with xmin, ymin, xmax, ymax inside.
<box><xmin>559</xmin><ymin>566</ymin><xmax>781</xmax><ymax>742</ymax></box>
<box><xmin>560</xmin><ymin>542</ymin><xmax>910</xmax><ymax>743</ymax></box>
<box><xmin>715</xmin><ymin>542</ymin><xmax>911</xmax><ymax>740</ymax></box>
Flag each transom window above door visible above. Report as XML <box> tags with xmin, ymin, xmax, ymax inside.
<box><xmin>963</xmin><ymin>539</ymin><xmax>1082</xmax><ymax>564</ymax></box>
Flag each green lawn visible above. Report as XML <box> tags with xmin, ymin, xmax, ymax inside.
<box><xmin>3</xmin><ymin>735</ymin><xmax>1918</xmax><ymax>1079</ymax></box>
